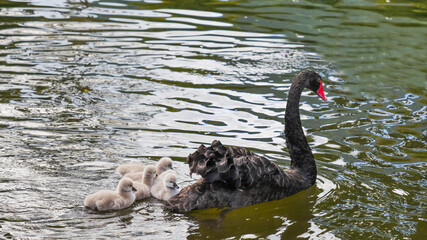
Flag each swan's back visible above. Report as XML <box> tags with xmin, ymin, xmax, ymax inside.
<box><xmin>167</xmin><ymin>141</ymin><xmax>308</xmax><ymax>212</ymax></box>
<box><xmin>188</xmin><ymin>140</ymin><xmax>286</xmax><ymax>188</ymax></box>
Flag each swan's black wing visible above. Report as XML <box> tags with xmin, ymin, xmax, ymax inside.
<box><xmin>167</xmin><ymin>140</ymin><xmax>306</xmax><ymax>212</ymax></box>
<box><xmin>187</xmin><ymin>140</ymin><xmax>287</xmax><ymax>188</ymax></box>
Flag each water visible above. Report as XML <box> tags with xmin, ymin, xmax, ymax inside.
<box><xmin>0</xmin><ymin>0</ymin><xmax>426</xmax><ymax>239</ymax></box>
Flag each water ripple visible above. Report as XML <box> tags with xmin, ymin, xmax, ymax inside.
<box><xmin>0</xmin><ymin>0</ymin><xmax>426</xmax><ymax>239</ymax></box>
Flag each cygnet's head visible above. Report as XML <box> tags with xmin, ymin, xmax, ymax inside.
<box><xmin>143</xmin><ymin>165</ymin><xmax>157</xmax><ymax>179</ymax></box>
<box><xmin>118</xmin><ymin>177</ymin><xmax>137</xmax><ymax>192</ymax></box>
<box><xmin>163</xmin><ymin>172</ymin><xmax>179</xmax><ymax>190</ymax></box>
<box><xmin>157</xmin><ymin>157</ymin><xmax>173</xmax><ymax>174</ymax></box>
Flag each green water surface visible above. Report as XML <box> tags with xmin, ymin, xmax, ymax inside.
<box><xmin>0</xmin><ymin>0</ymin><xmax>426</xmax><ymax>239</ymax></box>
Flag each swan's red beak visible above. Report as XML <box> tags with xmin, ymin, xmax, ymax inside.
<box><xmin>316</xmin><ymin>81</ymin><xmax>327</xmax><ymax>101</ymax></box>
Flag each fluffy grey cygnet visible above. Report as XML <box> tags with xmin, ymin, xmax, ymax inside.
<box><xmin>84</xmin><ymin>177</ymin><xmax>137</xmax><ymax>211</ymax></box>
<box><xmin>150</xmin><ymin>170</ymin><xmax>180</xmax><ymax>201</ymax></box>
<box><xmin>132</xmin><ymin>165</ymin><xmax>157</xmax><ymax>200</ymax></box>
<box><xmin>117</xmin><ymin>157</ymin><xmax>173</xmax><ymax>177</ymax></box>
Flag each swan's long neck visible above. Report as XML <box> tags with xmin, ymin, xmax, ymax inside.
<box><xmin>285</xmin><ymin>76</ymin><xmax>316</xmax><ymax>184</ymax></box>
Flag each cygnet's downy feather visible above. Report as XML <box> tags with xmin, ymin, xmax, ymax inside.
<box><xmin>150</xmin><ymin>170</ymin><xmax>180</xmax><ymax>201</ymax></box>
<box><xmin>118</xmin><ymin>157</ymin><xmax>173</xmax><ymax>178</ymax></box>
<box><xmin>84</xmin><ymin>177</ymin><xmax>137</xmax><ymax>211</ymax></box>
<box><xmin>133</xmin><ymin>165</ymin><xmax>157</xmax><ymax>200</ymax></box>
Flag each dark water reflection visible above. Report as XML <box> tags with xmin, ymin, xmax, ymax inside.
<box><xmin>0</xmin><ymin>0</ymin><xmax>426</xmax><ymax>239</ymax></box>
<box><xmin>187</xmin><ymin>176</ymin><xmax>336</xmax><ymax>239</ymax></box>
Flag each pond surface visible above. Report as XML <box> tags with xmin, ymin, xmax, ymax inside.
<box><xmin>0</xmin><ymin>0</ymin><xmax>426</xmax><ymax>239</ymax></box>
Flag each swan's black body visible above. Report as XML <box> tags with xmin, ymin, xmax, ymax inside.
<box><xmin>167</xmin><ymin>70</ymin><xmax>325</xmax><ymax>212</ymax></box>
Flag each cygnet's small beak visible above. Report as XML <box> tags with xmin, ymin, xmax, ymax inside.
<box><xmin>173</xmin><ymin>182</ymin><xmax>179</xmax><ymax>189</ymax></box>
<box><xmin>132</xmin><ymin>187</ymin><xmax>137</xmax><ymax>192</ymax></box>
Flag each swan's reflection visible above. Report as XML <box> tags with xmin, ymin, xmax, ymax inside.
<box><xmin>187</xmin><ymin>184</ymin><xmax>318</xmax><ymax>239</ymax></box>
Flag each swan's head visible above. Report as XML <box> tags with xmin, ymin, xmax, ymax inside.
<box><xmin>157</xmin><ymin>157</ymin><xmax>173</xmax><ymax>174</ymax></box>
<box><xmin>163</xmin><ymin>173</ymin><xmax>179</xmax><ymax>190</ymax></box>
<box><xmin>143</xmin><ymin>165</ymin><xmax>157</xmax><ymax>180</ymax></box>
<box><xmin>299</xmin><ymin>70</ymin><xmax>327</xmax><ymax>101</ymax></box>
<box><xmin>118</xmin><ymin>177</ymin><xmax>137</xmax><ymax>192</ymax></box>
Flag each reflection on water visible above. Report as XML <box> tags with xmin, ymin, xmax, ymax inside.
<box><xmin>0</xmin><ymin>0</ymin><xmax>426</xmax><ymax>239</ymax></box>
<box><xmin>189</xmin><ymin>186</ymin><xmax>317</xmax><ymax>239</ymax></box>
<box><xmin>188</xmin><ymin>176</ymin><xmax>336</xmax><ymax>239</ymax></box>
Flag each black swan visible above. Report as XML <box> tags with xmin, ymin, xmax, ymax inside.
<box><xmin>166</xmin><ymin>70</ymin><xmax>327</xmax><ymax>212</ymax></box>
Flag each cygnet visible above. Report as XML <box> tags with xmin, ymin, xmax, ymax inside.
<box><xmin>132</xmin><ymin>165</ymin><xmax>157</xmax><ymax>200</ymax></box>
<box><xmin>124</xmin><ymin>165</ymin><xmax>155</xmax><ymax>182</ymax></box>
<box><xmin>84</xmin><ymin>177</ymin><xmax>137</xmax><ymax>211</ymax></box>
<box><xmin>118</xmin><ymin>157</ymin><xmax>173</xmax><ymax>179</ymax></box>
<box><xmin>150</xmin><ymin>171</ymin><xmax>180</xmax><ymax>201</ymax></box>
